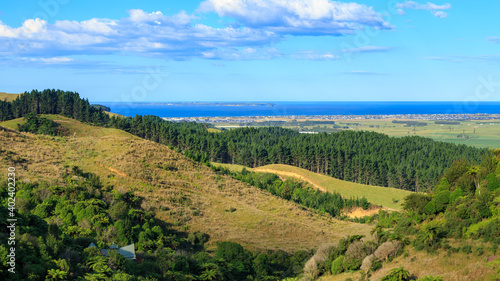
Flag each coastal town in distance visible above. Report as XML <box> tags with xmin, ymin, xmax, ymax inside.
<box><xmin>163</xmin><ymin>113</ymin><xmax>500</xmax><ymax>149</ymax></box>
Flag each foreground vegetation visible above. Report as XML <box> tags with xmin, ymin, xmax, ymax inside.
<box><xmin>0</xmin><ymin>169</ymin><xmax>312</xmax><ymax>280</ymax></box>
<box><xmin>287</xmin><ymin>151</ymin><xmax>500</xmax><ymax>280</ymax></box>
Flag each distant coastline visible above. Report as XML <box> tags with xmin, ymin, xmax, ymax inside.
<box><xmin>130</xmin><ymin>102</ymin><xmax>275</xmax><ymax>107</ymax></box>
<box><xmin>101</xmin><ymin>101</ymin><xmax>500</xmax><ymax>119</ymax></box>
<box><xmin>164</xmin><ymin>113</ymin><xmax>500</xmax><ymax>123</ymax></box>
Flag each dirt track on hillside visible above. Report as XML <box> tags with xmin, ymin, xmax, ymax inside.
<box><xmin>252</xmin><ymin>168</ymin><xmax>327</xmax><ymax>192</ymax></box>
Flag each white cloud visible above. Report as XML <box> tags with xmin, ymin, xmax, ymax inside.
<box><xmin>128</xmin><ymin>9</ymin><xmax>165</xmax><ymax>23</ymax></box>
<box><xmin>291</xmin><ymin>51</ymin><xmax>338</xmax><ymax>60</ymax></box>
<box><xmin>18</xmin><ymin>56</ymin><xmax>73</xmax><ymax>64</ymax></box>
<box><xmin>0</xmin><ymin>10</ymin><xmax>281</xmax><ymax>60</ymax></box>
<box><xmin>199</xmin><ymin>0</ymin><xmax>391</xmax><ymax>35</ymax></box>
<box><xmin>396</xmin><ymin>1</ymin><xmax>451</xmax><ymax>18</ymax></box>
<box><xmin>202</xmin><ymin>47</ymin><xmax>281</xmax><ymax>60</ymax></box>
<box><xmin>397</xmin><ymin>1</ymin><xmax>451</xmax><ymax>10</ymax></box>
<box><xmin>0</xmin><ymin>4</ymin><xmax>394</xmax><ymax>63</ymax></box>
<box><xmin>0</xmin><ymin>18</ymin><xmax>47</xmax><ymax>38</ymax></box>
<box><xmin>431</xmin><ymin>11</ymin><xmax>447</xmax><ymax>18</ymax></box>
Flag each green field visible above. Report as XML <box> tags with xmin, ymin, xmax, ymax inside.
<box><xmin>215</xmin><ymin>118</ymin><xmax>500</xmax><ymax>149</ymax></box>
<box><xmin>213</xmin><ymin>162</ymin><xmax>414</xmax><ymax>210</ymax></box>
<box><xmin>341</xmin><ymin>119</ymin><xmax>500</xmax><ymax>149</ymax></box>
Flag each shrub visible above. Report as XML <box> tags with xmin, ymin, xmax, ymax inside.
<box><xmin>486</xmin><ymin>174</ymin><xmax>500</xmax><ymax>191</ymax></box>
<box><xmin>345</xmin><ymin>241</ymin><xmax>370</xmax><ymax>261</ymax></box>
<box><xmin>360</xmin><ymin>254</ymin><xmax>375</xmax><ymax>272</ymax></box>
<box><xmin>330</xmin><ymin>255</ymin><xmax>344</xmax><ymax>275</ymax></box>
<box><xmin>18</xmin><ymin>113</ymin><xmax>60</xmax><ymax>136</ymax></box>
<box><xmin>461</xmin><ymin>245</ymin><xmax>472</xmax><ymax>254</ymax></box>
<box><xmin>371</xmin><ymin>259</ymin><xmax>383</xmax><ymax>272</ymax></box>
<box><xmin>424</xmin><ymin>201</ymin><xmax>437</xmax><ymax>215</ymax></box>
<box><xmin>403</xmin><ymin>194</ymin><xmax>431</xmax><ymax>214</ymax></box>
<box><xmin>381</xmin><ymin>267</ymin><xmax>410</xmax><ymax>281</ymax></box>
<box><xmin>215</xmin><ymin>242</ymin><xmax>253</xmax><ymax>278</ymax></box>
<box><xmin>303</xmin><ymin>244</ymin><xmax>331</xmax><ymax>278</ymax></box>
<box><xmin>474</xmin><ymin>246</ymin><xmax>484</xmax><ymax>256</ymax></box>
<box><xmin>434</xmin><ymin>191</ymin><xmax>450</xmax><ymax>213</ymax></box>
<box><xmin>374</xmin><ymin>241</ymin><xmax>403</xmax><ymax>261</ymax></box>
<box><xmin>449</xmin><ymin>188</ymin><xmax>463</xmax><ymax>203</ymax></box>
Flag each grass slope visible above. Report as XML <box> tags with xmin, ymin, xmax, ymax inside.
<box><xmin>319</xmin><ymin>246</ymin><xmax>497</xmax><ymax>281</ymax></box>
<box><xmin>215</xmin><ymin>163</ymin><xmax>414</xmax><ymax>210</ymax></box>
<box><xmin>0</xmin><ymin>115</ymin><xmax>371</xmax><ymax>252</ymax></box>
<box><xmin>0</xmin><ymin>92</ymin><xmax>20</xmax><ymax>102</ymax></box>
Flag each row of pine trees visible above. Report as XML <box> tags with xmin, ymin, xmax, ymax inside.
<box><xmin>0</xmin><ymin>89</ymin><xmax>109</xmax><ymax>124</ymax></box>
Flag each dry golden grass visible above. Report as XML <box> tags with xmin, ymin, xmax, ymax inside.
<box><xmin>0</xmin><ymin>115</ymin><xmax>372</xmax><ymax>252</ymax></box>
<box><xmin>0</xmin><ymin>92</ymin><xmax>20</xmax><ymax>102</ymax></box>
<box><xmin>319</xmin><ymin>246</ymin><xmax>498</xmax><ymax>281</ymax></box>
<box><xmin>214</xmin><ymin>163</ymin><xmax>414</xmax><ymax>210</ymax></box>
<box><xmin>104</xmin><ymin>111</ymin><xmax>125</xmax><ymax>118</ymax></box>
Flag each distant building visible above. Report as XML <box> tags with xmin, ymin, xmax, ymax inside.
<box><xmin>88</xmin><ymin>242</ymin><xmax>136</xmax><ymax>260</ymax></box>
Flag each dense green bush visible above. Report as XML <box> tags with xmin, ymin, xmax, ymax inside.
<box><xmin>18</xmin><ymin>113</ymin><xmax>60</xmax><ymax>136</ymax></box>
<box><xmin>381</xmin><ymin>267</ymin><xmax>410</xmax><ymax>281</ymax></box>
<box><xmin>0</xmin><ymin>169</ymin><xmax>309</xmax><ymax>280</ymax></box>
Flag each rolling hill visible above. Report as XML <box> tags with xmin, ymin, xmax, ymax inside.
<box><xmin>0</xmin><ymin>115</ymin><xmax>372</xmax><ymax>252</ymax></box>
<box><xmin>214</xmin><ymin>163</ymin><xmax>414</xmax><ymax>210</ymax></box>
<box><xmin>0</xmin><ymin>92</ymin><xmax>20</xmax><ymax>102</ymax></box>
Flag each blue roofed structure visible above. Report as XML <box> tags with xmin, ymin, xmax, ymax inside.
<box><xmin>87</xmin><ymin>242</ymin><xmax>136</xmax><ymax>260</ymax></box>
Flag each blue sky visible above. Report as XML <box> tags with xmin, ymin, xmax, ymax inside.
<box><xmin>0</xmin><ymin>0</ymin><xmax>499</xmax><ymax>102</ymax></box>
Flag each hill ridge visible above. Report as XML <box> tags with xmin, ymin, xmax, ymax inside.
<box><xmin>0</xmin><ymin>114</ymin><xmax>371</xmax><ymax>252</ymax></box>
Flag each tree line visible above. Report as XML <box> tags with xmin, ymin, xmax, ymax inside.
<box><xmin>108</xmin><ymin>115</ymin><xmax>487</xmax><ymax>191</ymax></box>
<box><xmin>0</xmin><ymin>89</ymin><xmax>109</xmax><ymax>124</ymax></box>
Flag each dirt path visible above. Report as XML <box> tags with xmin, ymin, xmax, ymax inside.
<box><xmin>252</xmin><ymin>168</ymin><xmax>327</xmax><ymax>192</ymax></box>
<box><xmin>100</xmin><ymin>165</ymin><xmax>128</xmax><ymax>177</ymax></box>
<box><xmin>345</xmin><ymin>207</ymin><xmax>382</xmax><ymax>218</ymax></box>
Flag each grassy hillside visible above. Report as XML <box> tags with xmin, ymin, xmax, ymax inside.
<box><xmin>318</xmin><ymin>246</ymin><xmax>497</xmax><ymax>281</ymax></box>
<box><xmin>0</xmin><ymin>115</ymin><xmax>371</xmax><ymax>252</ymax></box>
<box><xmin>0</xmin><ymin>92</ymin><xmax>20</xmax><ymax>102</ymax></box>
<box><xmin>214</xmin><ymin>163</ymin><xmax>413</xmax><ymax>210</ymax></box>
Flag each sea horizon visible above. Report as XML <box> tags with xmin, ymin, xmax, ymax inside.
<box><xmin>99</xmin><ymin>101</ymin><xmax>500</xmax><ymax>118</ymax></box>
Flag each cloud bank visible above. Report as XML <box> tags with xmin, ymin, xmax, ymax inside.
<box><xmin>396</xmin><ymin>1</ymin><xmax>451</xmax><ymax>18</ymax></box>
<box><xmin>0</xmin><ymin>10</ymin><xmax>280</xmax><ymax>60</ymax></box>
<box><xmin>199</xmin><ymin>0</ymin><xmax>391</xmax><ymax>35</ymax></box>
<box><xmin>0</xmin><ymin>1</ymin><xmax>392</xmax><ymax>63</ymax></box>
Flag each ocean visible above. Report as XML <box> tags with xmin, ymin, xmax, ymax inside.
<box><xmin>99</xmin><ymin>101</ymin><xmax>500</xmax><ymax>118</ymax></box>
